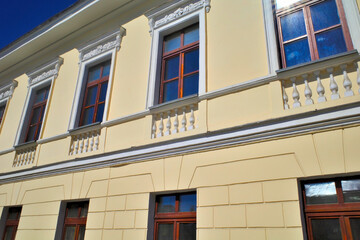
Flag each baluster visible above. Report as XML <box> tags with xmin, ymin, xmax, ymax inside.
<box><xmin>188</xmin><ymin>105</ymin><xmax>195</xmax><ymax>130</ymax></box>
<box><xmin>303</xmin><ymin>74</ymin><xmax>313</xmax><ymax>105</ymax></box>
<box><xmin>74</xmin><ymin>136</ymin><xmax>80</xmax><ymax>155</ymax></box>
<box><xmin>151</xmin><ymin>119</ymin><xmax>157</xmax><ymax>139</ymax></box>
<box><xmin>69</xmin><ymin>139</ymin><xmax>75</xmax><ymax>155</ymax></box>
<box><xmin>20</xmin><ymin>152</ymin><xmax>24</xmax><ymax>166</ymax></box>
<box><xmin>94</xmin><ymin>130</ymin><xmax>100</xmax><ymax>151</ymax></box>
<box><xmin>314</xmin><ymin>70</ymin><xmax>326</xmax><ymax>103</ymax></box>
<box><xmin>180</xmin><ymin>107</ymin><xmax>187</xmax><ymax>132</ymax></box>
<box><xmin>84</xmin><ymin>133</ymin><xmax>89</xmax><ymax>153</ymax></box>
<box><xmin>28</xmin><ymin>150</ymin><xmax>32</xmax><ymax>164</ymax></box>
<box><xmin>32</xmin><ymin>148</ymin><xmax>36</xmax><ymax>163</ymax></box>
<box><xmin>327</xmin><ymin>67</ymin><xmax>340</xmax><ymax>100</ymax></box>
<box><xmin>79</xmin><ymin>134</ymin><xmax>85</xmax><ymax>153</ymax></box>
<box><xmin>157</xmin><ymin>113</ymin><xmax>164</xmax><ymax>137</ymax></box>
<box><xmin>172</xmin><ymin>109</ymin><xmax>179</xmax><ymax>134</ymax></box>
<box><xmin>291</xmin><ymin>77</ymin><xmax>301</xmax><ymax>108</ymax></box>
<box><xmin>90</xmin><ymin>132</ymin><xmax>95</xmax><ymax>152</ymax></box>
<box><xmin>165</xmin><ymin>111</ymin><xmax>171</xmax><ymax>136</ymax></box>
<box><xmin>340</xmin><ymin>64</ymin><xmax>354</xmax><ymax>97</ymax></box>
<box><xmin>282</xmin><ymin>80</ymin><xmax>289</xmax><ymax>110</ymax></box>
<box><xmin>24</xmin><ymin>151</ymin><xmax>29</xmax><ymax>165</ymax></box>
<box><xmin>356</xmin><ymin>62</ymin><xmax>360</xmax><ymax>94</ymax></box>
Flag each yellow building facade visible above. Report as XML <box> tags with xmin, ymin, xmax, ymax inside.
<box><xmin>0</xmin><ymin>0</ymin><xmax>360</xmax><ymax>239</ymax></box>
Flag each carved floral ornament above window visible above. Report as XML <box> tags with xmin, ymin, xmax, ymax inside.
<box><xmin>27</xmin><ymin>57</ymin><xmax>64</xmax><ymax>86</ymax></box>
<box><xmin>0</xmin><ymin>80</ymin><xmax>17</xmax><ymax>102</ymax></box>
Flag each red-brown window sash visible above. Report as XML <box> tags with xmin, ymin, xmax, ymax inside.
<box><xmin>275</xmin><ymin>0</ymin><xmax>353</xmax><ymax>68</ymax></box>
<box><xmin>2</xmin><ymin>207</ymin><xmax>21</xmax><ymax>240</ymax></box>
<box><xmin>62</xmin><ymin>202</ymin><xmax>88</xmax><ymax>240</ymax></box>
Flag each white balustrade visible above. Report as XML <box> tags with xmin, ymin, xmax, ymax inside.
<box><xmin>69</xmin><ymin>129</ymin><xmax>100</xmax><ymax>155</ymax></box>
<box><xmin>13</xmin><ymin>145</ymin><xmax>37</xmax><ymax>167</ymax></box>
<box><xmin>282</xmin><ymin>60</ymin><xmax>360</xmax><ymax>110</ymax></box>
<box><xmin>152</xmin><ymin>103</ymin><xmax>198</xmax><ymax>139</ymax></box>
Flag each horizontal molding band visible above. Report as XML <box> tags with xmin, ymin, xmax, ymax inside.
<box><xmin>0</xmin><ymin>103</ymin><xmax>359</xmax><ymax>184</ymax></box>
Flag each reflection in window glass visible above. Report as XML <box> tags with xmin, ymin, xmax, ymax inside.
<box><xmin>304</xmin><ymin>182</ymin><xmax>338</xmax><ymax>205</ymax></box>
<box><xmin>179</xmin><ymin>193</ymin><xmax>196</xmax><ymax>212</ymax></box>
<box><xmin>310</xmin><ymin>0</ymin><xmax>340</xmax><ymax>32</ymax></box>
<box><xmin>280</xmin><ymin>10</ymin><xmax>307</xmax><ymax>42</ymax></box>
<box><xmin>350</xmin><ymin>218</ymin><xmax>360</xmax><ymax>240</ymax></box>
<box><xmin>158</xmin><ymin>223</ymin><xmax>174</xmax><ymax>240</ymax></box>
<box><xmin>316</xmin><ymin>27</ymin><xmax>347</xmax><ymax>58</ymax></box>
<box><xmin>276</xmin><ymin>0</ymin><xmax>302</xmax><ymax>9</ymax></box>
<box><xmin>342</xmin><ymin>179</ymin><xmax>360</xmax><ymax>203</ymax></box>
<box><xmin>284</xmin><ymin>38</ymin><xmax>311</xmax><ymax>67</ymax></box>
<box><xmin>311</xmin><ymin>218</ymin><xmax>343</xmax><ymax>240</ymax></box>
<box><xmin>157</xmin><ymin>195</ymin><xmax>176</xmax><ymax>213</ymax></box>
<box><xmin>179</xmin><ymin>223</ymin><xmax>196</xmax><ymax>240</ymax></box>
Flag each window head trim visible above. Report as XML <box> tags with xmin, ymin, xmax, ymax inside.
<box><xmin>145</xmin><ymin>0</ymin><xmax>210</xmax><ymax>108</ymax></box>
<box><xmin>0</xmin><ymin>80</ymin><xmax>17</xmax><ymax>131</ymax></box>
<box><xmin>68</xmin><ymin>28</ymin><xmax>126</xmax><ymax>130</ymax></box>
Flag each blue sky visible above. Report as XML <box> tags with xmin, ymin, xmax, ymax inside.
<box><xmin>0</xmin><ymin>0</ymin><xmax>78</xmax><ymax>50</ymax></box>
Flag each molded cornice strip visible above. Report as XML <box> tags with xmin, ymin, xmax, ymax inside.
<box><xmin>27</xmin><ymin>57</ymin><xmax>64</xmax><ymax>86</ymax></box>
<box><xmin>0</xmin><ymin>103</ymin><xmax>359</xmax><ymax>184</ymax></box>
<box><xmin>0</xmin><ymin>80</ymin><xmax>18</xmax><ymax>102</ymax></box>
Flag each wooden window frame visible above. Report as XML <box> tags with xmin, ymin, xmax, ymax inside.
<box><xmin>159</xmin><ymin>24</ymin><xmax>199</xmax><ymax>104</ymax></box>
<box><xmin>24</xmin><ymin>86</ymin><xmax>50</xmax><ymax>142</ymax></box>
<box><xmin>2</xmin><ymin>207</ymin><xmax>21</xmax><ymax>240</ymax></box>
<box><xmin>79</xmin><ymin>61</ymin><xmax>110</xmax><ymax>127</ymax></box>
<box><xmin>302</xmin><ymin>177</ymin><xmax>360</xmax><ymax>240</ymax></box>
<box><xmin>154</xmin><ymin>192</ymin><xmax>196</xmax><ymax>240</ymax></box>
<box><xmin>62</xmin><ymin>201</ymin><xmax>88</xmax><ymax>240</ymax></box>
<box><xmin>275</xmin><ymin>0</ymin><xmax>353</xmax><ymax>68</ymax></box>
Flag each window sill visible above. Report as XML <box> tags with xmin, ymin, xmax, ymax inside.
<box><xmin>276</xmin><ymin>50</ymin><xmax>360</xmax><ymax>79</ymax></box>
<box><xmin>14</xmin><ymin>140</ymin><xmax>37</xmax><ymax>150</ymax></box>
<box><xmin>149</xmin><ymin>95</ymin><xmax>199</xmax><ymax>114</ymax></box>
<box><xmin>69</xmin><ymin>122</ymin><xmax>101</xmax><ymax>136</ymax></box>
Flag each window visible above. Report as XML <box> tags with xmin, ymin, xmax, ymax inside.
<box><xmin>2</xmin><ymin>207</ymin><xmax>22</xmax><ymax>240</ymax></box>
<box><xmin>301</xmin><ymin>177</ymin><xmax>360</xmax><ymax>240</ymax></box>
<box><xmin>0</xmin><ymin>105</ymin><xmax>6</xmax><ymax>126</ymax></box>
<box><xmin>275</xmin><ymin>0</ymin><xmax>353</xmax><ymax>68</ymax></box>
<box><xmin>79</xmin><ymin>61</ymin><xmax>110</xmax><ymax>126</ymax></box>
<box><xmin>62</xmin><ymin>201</ymin><xmax>88</xmax><ymax>240</ymax></box>
<box><xmin>160</xmin><ymin>24</ymin><xmax>199</xmax><ymax>103</ymax></box>
<box><xmin>24</xmin><ymin>86</ymin><xmax>50</xmax><ymax>142</ymax></box>
<box><xmin>154</xmin><ymin>192</ymin><xmax>196</xmax><ymax>240</ymax></box>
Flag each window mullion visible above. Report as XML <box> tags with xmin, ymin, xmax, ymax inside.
<box><xmin>92</xmin><ymin>83</ymin><xmax>102</xmax><ymax>123</ymax></box>
<box><xmin>179</xmin><ymin>52</ymin><xmax>184</xmax><ymax>98</ymax></box>
<box><xmin>303</xmin><ymin>6</ymin><xmax>318</xmax><ymax>60</ymax></box>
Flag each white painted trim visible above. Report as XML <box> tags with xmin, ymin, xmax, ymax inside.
<box><xmin>146</xmin><ymin>0</ymin><xmax>209</xmax><ymax>108</ymax></box>
<box><xmin>0</xmin><ymin>80</ymin><xmax>17</xmax><ymax>102</ymax></box>
<box><xmin>101</xmin><ymin>110</ymin><xmax>149</xmax><ymax>127</ymax></box>
<box><xmin>68</xmin><ymin>28</ymin><xmax>126</xmax><ymax>130</ymax></box>
<box><xmin>1</xmin><ymin>104</ymin><xmax>360</xmax><ymax>183</ymax></box>
<box><xmin>262</xmin><ymin>0</ymin><xmax>280</xmax><ymax>74</ymax></box>
<box><xmin>0</xmin><ymin>147</ymin><xmax>14</xmax><ymax>156</ymax></box>
<box><xmin>341</xmin><ymin>0</ymin><xmax>360</xmax><ymax>52</ymax></box>
<box><xmin>36</xmin><ymin>132</ymin><xmax>69</xmax><ymax>144</ymax></box>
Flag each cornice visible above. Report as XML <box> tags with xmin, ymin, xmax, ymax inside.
<box><xmin>27</xmin><ymin>57</ymin><xmax>64</xmax><ymax>86</ymax></box>
<box><xmin>0</xmin><ymin>103</ymin><xmax>359</xmax><ymax>184</ymax></box>
<box><xmin>0</xmin><ymin>80</ymin><xmax>18</xmax><ymax>102</ymax></box>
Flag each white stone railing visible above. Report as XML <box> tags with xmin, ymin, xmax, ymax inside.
<box><xmin>151</xmin><ymin>97</ymin><xmax>198</xmax><ymax>139</ymax></box>
<box><xmin>13</xmin><ymin>144</ymin><xmax>37</xmax><ymax>167</ymax></box>
<box><xmin>281</xmin><ymin>58</ymin><xmax>360</xmax><ymax>110</ymax></box>
<box><xmin>69</xmin><ymin>125</ymin><xmax>101</xmax><ymax>155</ymax></box>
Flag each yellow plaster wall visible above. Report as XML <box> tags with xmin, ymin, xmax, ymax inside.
<box><xmin>42</xmin><ymin>49</ymin><xmax>80</xmax><ymax>138</ymax></box>
<box><xmin>108</xmin><ymin>16</ymin><xmax>151</xmax><ymax>120</ymax></box>
<box><xmin>207</xmin><ymin>0</ymin><xmax>269</xmax><ymax>92</ymax></box>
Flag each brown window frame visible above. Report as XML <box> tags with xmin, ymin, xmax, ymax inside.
<box><xmin>62</xmin><ymin>201</ymin><xmax>88</xmax><ymax>240</ymax></box>
<box><xmin>24</xmin><ymin>86</ymin><xmax>50</xmax><ymax>142</ymax></box>
<box><xmin>79</xmin><ymin>61</ymin><xmax>110</xmax><ymax>127</ymax></box>
<box><xmin>302</xmin><ymin>177</ymin><xmax>360</xmax><ymax>240</ymax></box>
<box><xmin>275</xmin><ymin>0</ymin><xmax>353</xmax><ymax>68</ymax></box>
<box><xmin>159</xmin><ymin>24</ymin><xmax>199</xmax><ymax>104</ymax></box>
<box><xmin>154</xmin><ymin>192</ymin><xmax>196</xmax><ymax>240</ymax></box>
<box><xmin>2</xmin><ymin>207</ymin><xmax>22</xmax><ymax>240</ymax></box>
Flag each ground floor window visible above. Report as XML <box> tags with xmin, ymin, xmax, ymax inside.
<box><xmin>154</xmin><ymin>192</ymin><xmax>196</xmax><ymax>240</ymax></box>
<box><xmin>62</xmin><ymin>201</ymin><xmax>88</xmax><ymax>240</ymax></box>
<box><xmin>302</xmin><ymin>177</ymin><xmax>360</xmax><ymax>240</ymax></box>
<box><xmin>2</xmin><ymin>207</ymin><xmax>21</xmax><ymax>240</ymax></box>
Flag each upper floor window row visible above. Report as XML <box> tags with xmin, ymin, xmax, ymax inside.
<box><xmin>275</xmin><ymin>0</ymin><xmax>353</xmax><ymax>68</ymax></box>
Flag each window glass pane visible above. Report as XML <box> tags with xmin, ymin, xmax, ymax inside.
<box><xmin>95</xmin><ymin>103</ymin><xmax>105</xmax><ymax>123</ymax></box>
<box><xmin>3</xmin><ymin>226</ymin><xmax>14</xmax><ymax>240</ymax></box>
<box><xmin>284</xmin><ymin>38</ymin><xmax>311</xmax><ymax>67</ymax></box>
<box><xmin>183</xmin><ymin>74</ymin><xmax>199</xmax><ymax>97</ymax></box>
<box><xmin>310</xmin><ymin>0</ymin><xmax>340</xmax><ymax>32</ymax></box>
<box><xmin>164</xmin><ymin>33</ymin><xmax>181</xmax><ymax>53</ymax></box>
<box><xmin>341</xmin><ymin>179</ymin><xmax>360</xmax><ymax>203</ymax></box>
<box><xmin>34</xmin><ymin>87</ymin><xmax>49</xmax><ymax>103</ymax></box>
<box><xmin>350</xmin><ymin>218</ymin><xmax>360</xmax><ymax>240</ymax></box>
<box><xmin>184</xmin><ymin>25</ymin><xmax>199</xmax><ymax>46</ymax></box>
<box><xmin>280</xmin><ymin>10</ymin><xmax>307</xmax><ymax>41</ymax></box>
<box><xmin>84</xmin><ymin>86</ymin><xmax>98</xmax><ymax>106</ymax></box>
<box><xmin>163</xmin><ymin>80</ymin><xmax>179</xmax><ymax>103</ymax></box>
<box><xmin>165</xmin><ymin>56</ymin><xmax>179</xmax><ymax>80</ymax></box>
<box><xmin>179</xmin><ymin>193</ymin><xmax>196</xmax><ymax>212</ymax></box>
<box><xmin>30</xmin><ymin>107</ymin><xmax>41</xmax><ymax>124</ymax></box>
<box><xmin>88</xmin><ymin>67</ymin><xmax>101</xmax><ymax>82</ymax></box>
<box><xmin>179</xmin><ymin>223</ymin><xmax>196</xmax><ymax>240</ymax></box>
<box><xmin>0</xmin><ymin>105</ymin><xmax>5</xmax><ymax>121</ymax></box>
<box><xmin>81</xmin><ymin>107</ymin><xmax>94</xmax><ymax>126</ymax></box>
<box><xmin>99</xmin><ymin>82</ymin><xmax>108</xmax><ymax>102</ymax></box>
<box><xmin>157</xmin><ymin>195</ymin><xmax>176</xmax><ymax>213</ymax></box>
<box><xmin>276</xmin><ymin>0</ymin><xmax>302</xmax><ymax>9</ymax></box>
<box><xmin>102</xmin><ymin>62</ymin><xmax>111</xmax><ymax>77</ymax></box>
<box><xmin>311</xmin><ymin>218</ymin><xmax>343</xmax><ymax>240</ymax></box>
<box><xmin>26</xmin><ymin>126</ymin><xmax>37</xmax><ymax>142</ymax></box>
<box><xmin>304</xmin><ymin>182</ymin><xmax>338</xmax><ymax>205</ymax></box>
<box><xmin>67</xmin><ymin>204</ymin><xmax>80</xmax><ymax>218</ymax></box>
<box><xmin>78</xmin><ymin>225</ymin><xmax>86</xmax><ymax>240</ymax></box>
<box><xmin>184</xmin><ymin>49</ymin><xmax>199</xmax><ymax>74</ymax></box>
<box><xmin>64</xmin><ymin>226</ymin><xmax>76</xmax><ymax>240</ymax></box>
<box><xmin>80</xmin><ymin>202</ymin><xmax>89</xmax><ymax>217</ymax></box>
<box><xmin>158</xmin><ymin>223</ymin><xmax>174</xmax><ymax>240</ymax></box>
<box><xmin>316</xmin><ymin>27</ymin><xmax>347</xmax><ymax>59</ymax></box>
<box><xmin>7</xmin><ymin>208</ymin><xmax>21</xmax><ymax>220</ymax></box>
